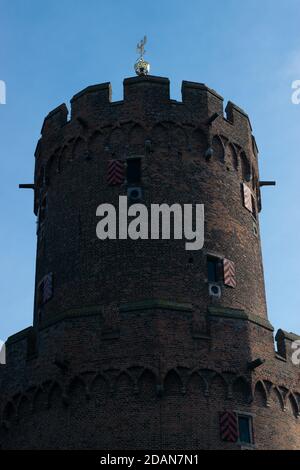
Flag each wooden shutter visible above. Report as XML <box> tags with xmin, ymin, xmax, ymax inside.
<box><xmin>223</xmin><ymin>258</ymin><xmax>236</xmax><ymax>288</ymax></box>
<box><xmin>42</xmin><ymin>273</ymin><xmax>53</xmax><ymax>303</ymax></box>
<box><xmin>107</xmin><ymin>160</ymin><xmax>125</xmax><ymax>185</ymax></box>
<box><xmin>243</xmin><ymin>183</ymin><xmax>253</xmax><ymax>213</ymax></box>
<box><xmin>220</xmin><ymin>411</ymin><xmax>238</xmax><ymax>442</ymax></box>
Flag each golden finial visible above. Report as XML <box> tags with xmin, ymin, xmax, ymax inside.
<box><xmin>134</xmin><ymin>36</ymin><xmax>150</xmax><ymax>76</ymax></box>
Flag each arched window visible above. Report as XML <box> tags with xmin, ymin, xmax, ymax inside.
<box><xmin>212</xmin><ymin>135</ymin><xmax>224</xmax><ymax>162</ymax></box>
<box><xmin>226</xmin><ymin>144</ymin><xmax>238</xmax><ymax>170</ymax></box>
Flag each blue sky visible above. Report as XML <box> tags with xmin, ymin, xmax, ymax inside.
<box><xmin>0</xmin><ymin>0</ymin><xmax>299</xmax><ymax>340</ymax></box>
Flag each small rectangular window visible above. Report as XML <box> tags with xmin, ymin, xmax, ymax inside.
<box><xmin>126</xmin><ymin>158</ymin><xmax>141</xmax><ymax>185</ymax></box>
<box><xmin>207</xmin><ymin>256</ymin><xmax>223</xmax><ymax>283</ymax></box>
<box><xmin>238</xmin><ymin>415</ymin><xmax>253</xmax><ymax>444</ymax></box>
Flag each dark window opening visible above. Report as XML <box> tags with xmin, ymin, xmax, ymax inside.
<box><xmin>126</xmin><ymin>158</ymin><xmax>141</xmax><ymax>185</ymax></box>
<box><xmin>251</xmin><ymin>196</ymin><xmax>257</xmax><ymax>219</ymax></box>
<box><xmin>238</xmin><ymin>415</ymin><xmax>253</xmax><ymax>444</ymax></box>
<box><xmin>207</xmin><ymin>256</ymin><xmax>223</xmax><ymax>283</ymax></box>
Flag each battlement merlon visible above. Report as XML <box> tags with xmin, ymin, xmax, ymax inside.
<box><xmin>124</xmin><ymin>75</ymin><xmax>170</xmax><ymax>102</ymax></box>
<box><xmin>41</xmin><ymin>103</ymin><xmax>68</xmax><ymax>137</ymax></box>
<box><xmin>275</xmin><ymin>329</ymin><xmax>300</xmax><ymax>364</ymax></box>
<box><xmin>71</xmin><ymin>83</ymin><xmax>112</xmax><ymax>120</ymax></box>
<box><xmin>225</xmin><ymin>101</ymin><xmax>253</xmax><ymax>135</ymax></box>
<box><xmin>181</xmin><ymin>80</ymin><xmax>224</xmax><ymax>117</ymax></box>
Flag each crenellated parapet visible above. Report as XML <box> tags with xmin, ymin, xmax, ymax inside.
<box><xmin>33</xmin><ymin>76</ymin><xmax>260</xmax><ymax>220</ymax></box>
<box><xmin>37</xmin><ymin>76</ymin><xmax>255</xmax><ymax>142</ymax></box>
<box><xmin>35</xmin><ymin>75</ymin><xmax>256</xmax><ymax>163</ymax></box>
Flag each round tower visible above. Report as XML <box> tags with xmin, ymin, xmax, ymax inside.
<box><xmin>1</xmin><ymin>75</ymin><xmax>300</xmax><ymax>450</ymax></box>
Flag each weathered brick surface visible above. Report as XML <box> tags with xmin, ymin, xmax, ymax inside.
<box><xmin>0</xmin><ymin>75</ymin><xmax>299</xmax><ymax>450</ymax></box>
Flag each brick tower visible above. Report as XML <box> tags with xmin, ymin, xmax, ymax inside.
<box><xmin>0</xmin><ymin>74</ymin><xmax>300</xmax><ymax>450</ymax></box>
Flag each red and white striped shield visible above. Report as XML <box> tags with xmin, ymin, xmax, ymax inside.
<box><xmin>107</xmin><ymin>160</ymin><xmax>125</xmax><ymax>185</ymax></box>
<box><xmin>243</xmin><ymin>183</ymin><xmax>253</xmax><ymax>213</ymax></box>
<box><xmin>223</xmin><ymin>258</ymin><xmax>236</xmax><ymax>288</ymax></box>
<box><xmin>220</xmin><ymin>411</ymin><xmax>238</xmax><ymax>442</ymax></box>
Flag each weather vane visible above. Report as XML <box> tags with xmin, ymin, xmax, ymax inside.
<box><xmin>134</xmin><ymin>36</ymin><xmax>150</xmax><ymax>76</ymax></box>
<box><xmin>137</xmin><ymin>36</ymin><xmax>147</xmax><ymax>58</ymax></box>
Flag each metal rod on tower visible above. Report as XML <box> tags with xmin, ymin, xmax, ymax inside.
<box><xmin>19</xmin><ymin>183</ymin><xmax>35</xmax><ymax>189</ymax></box>
<box><xmin>259</xmin><ymin>181</ymin><xmax>276</xmax><ymax>187</ymax></box>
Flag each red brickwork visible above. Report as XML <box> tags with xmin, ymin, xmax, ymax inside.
<box><xmin>0</xmin><ymin>75</ymin><xmax>299</xmax><ymax>450</ymax></box>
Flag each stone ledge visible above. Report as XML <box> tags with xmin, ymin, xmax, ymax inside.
<box><xmin>38</xmin><ymin>300</ymin><xmax>193</xmax><ymax>330</ymax></box>
<box><xmin>208</xmin><ymin>306</ymin><xmax>274</xmax><ymax>331</ymax></box>
<box><xmin>39</xmin><ymin>305</ymin><xmax>104</xmax><ymax>330</ymax></box>
<box><xmin>120</xmin><ymin>299</ymin><xmax>193</xmax><ymax>313</ymax></box>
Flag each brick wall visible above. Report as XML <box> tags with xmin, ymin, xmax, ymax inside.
<box><xmin>0</xmin><ymin>75</ymin><xmax>299</xmax><ymax>450</ymax></box>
